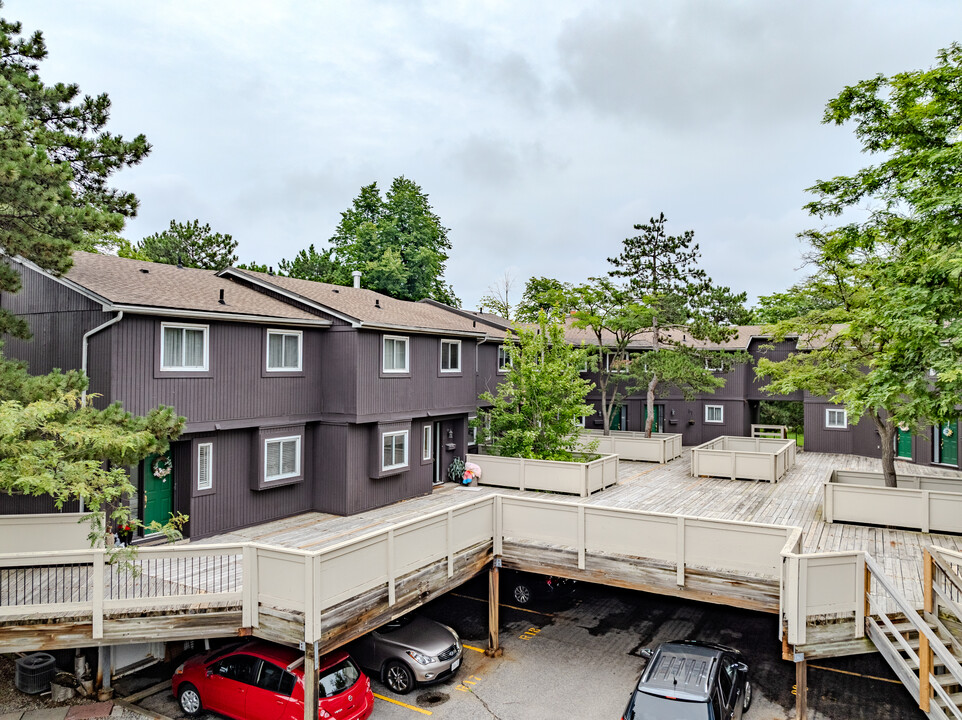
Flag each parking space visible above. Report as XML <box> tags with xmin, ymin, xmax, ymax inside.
<box><xmin>133</xmin><ymin>577</ymin><xmax>925</xmax><ymax>719</ymax></box>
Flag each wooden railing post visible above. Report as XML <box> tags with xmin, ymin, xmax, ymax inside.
<box><xmin>919</xmin><ymin>633</ymin><xmax>932</xmax><ymax>712</ymax></box>
<box><xmin>92</xmin><ymin>551</ymin><xmax>104</xmax><ymax>640</ymax></box>
<box><xmin>676</xmin><ymin>517</ymin><xmax>686</xmax><ymax>586</ymax></box>
<box><xmin>923</xmin><ymin>548</ymin><xmax>933</xmax><ymax>614</ymax></box>
<box><xmin>864</xmin><ymin>562</ymin><xmax>871</xmax><ymax>622</ymax></box>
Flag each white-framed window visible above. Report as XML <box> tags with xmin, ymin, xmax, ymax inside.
<box><xmin>608</xmin><ymin>352</ymin><xmax>630</xmax><ymax>374</ymax></box>
<box><xmin>266</xmin><ymin>329</ymin><xmax>302</xmax><ymax>371</ymax></box>
<box><xmin>265</xmin><ymin>436</ymin><xmax>301</xmax><ymax>482</ymax></box>
<box><xmin>498</xmin><ymin>346</ymin><xmax>512</xmax><ymax>372</ymax></box>
<box><xmin>161</xmin><ymin>322</ymin><xmax>208</xmax><ymax>370</ymax></box>
<box><xmin>575</xmin><ymin>416</ymin><xmax>586</xmax><ymax>427</ymax></box>
<box><xmin>440</xmin><ymin>339</ymin><xmax>461</xmax><ymax>372</ymax></box>
<box><xmin>422</xmin><ymin>425</ymin><xmax>432</xmax><ymax>461</ymax></box>
<box><xmin>468</xmin><ymin>415</ymin><xmax>478</xmax><ymax>445</ymax></box>
<box><xmin>383</xmin><ymin>335</ymin><xmax>409</xmax><ymax>373</ymax></box>
<box><xmin>826</xmin><ymin>409</ymin><xmax>848</xmax><ymax>429</ymax></box>
<box><xmin>705</xmin><ymin>405</ymin><xmax>724</xmax><ymax>423</ymax></box>
<box><xmin>382</xmin><ymin>430</ymin><xmax>409</xmax><ymax>471</ymax></box>
<box><xmin>705</xmin><ymin>356</ymin><xmax>724</xmax><ymax>372</ymax></box>
<box><xmin>197</xmin><ymin>442</ymin><xmax>213</xmax><ymax>491</ymax></box>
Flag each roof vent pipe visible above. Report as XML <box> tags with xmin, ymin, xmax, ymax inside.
<box><xmin>375</xmin><ymin>298</ymin><xmax>381</xmax><ymax>309</ymax></box>
<box><xmin>352</xmin><ymin>270</ymin><xmax>362</xmax><ymax>288</ymax></box>
<box><xmin>218</xmin><ymin>289</ymin><xmax>226</xmax><ymax>305</ymax></box>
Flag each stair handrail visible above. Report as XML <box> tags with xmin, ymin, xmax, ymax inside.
<box><xmin>929</xmin><ymin>546</ymin><xmax>962</xmax><ymax>614</ymax></box>
<box><xmin>866</xmin><ymin>553</ymin><xmax>962</xmax><ymax>717</ymax></box>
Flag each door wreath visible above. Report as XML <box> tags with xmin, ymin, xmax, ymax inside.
<box><xmin>152</xmin><ymin>454</ymin><xmax>172</xmax><ymax>480</ymax></box>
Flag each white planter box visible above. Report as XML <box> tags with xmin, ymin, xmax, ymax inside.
<box><xmin>690</xmin><ymin>436</ymin><xmax>797</xmax><ymax>483</ymax></box>
<box><xmin>0</xmin><ymin>512</ymin><xmax>102</xmax><ymax>552</ymax></box>
<box><xmin>465</xmin><ymin>452</ymin><xmax>619</xmax><ymax>497</ymax></box>
<box><xmin>581</xmin><ymin>430</ymin><xmax>683</xmax><ymax>463</ymax></box>
<box><xmin>824</xmin><ymin>469</ymin><xmax>962</xmax><ymax>533</ymax></box>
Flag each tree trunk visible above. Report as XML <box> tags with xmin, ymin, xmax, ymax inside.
<box><xmin>872</xmin><ymin>413</ymin><xmax>898</xmax><ymax>488</ymax></box>
<box><xmin>645</xmin><ymin>375</ymin><xmax>657</xmax><ymax>438</ymax></box>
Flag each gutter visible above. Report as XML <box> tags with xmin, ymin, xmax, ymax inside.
<box><xmin>81</xmin><ymin>311</ymin><xmax>123</xmax><ymax>404</ymax></box>
<box><xmin>104</xmin><ymin>303</ymin><xmax>330</xmax><ymax>327</ymax></box>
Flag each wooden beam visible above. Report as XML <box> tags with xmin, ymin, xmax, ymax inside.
<box><xmin>486</xmin><ymin>561</ymin><xmax>502</xmax><ymax>657</ymax></box>
<box><xmin>795</xmin><ymin>657</ymin><xmax>807</xmax><ymax>719</ymax></box>
<box><xmin>923</xmin><ymin>548</ymin><xmax>933</xmax><ymax>614</ymax></box>
<box><xmin>303</xmin><ymin>641</ymin><xmax>318</xmax><ymax>720</ymax></box>
<box><xmin>919</xmin><ymin>633</ymin><xmax>931</xmax><ymax>712</ymax></box>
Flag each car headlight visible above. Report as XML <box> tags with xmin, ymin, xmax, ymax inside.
<box><xmin>173</xmin><ymin>663</ymin><xmax>185</xmax><ymax>676</ymax></box>
<box><xmin>406</xmin><ymin>650</ymin><xmax>435</xmax><ymax>665</ymax></box>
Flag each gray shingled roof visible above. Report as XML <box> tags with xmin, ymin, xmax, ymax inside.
<box><xmin>60</xmin><ymin>252</ymin><xmax>323</xmax><ymax>323</ymax></box>
<box><xmin>223</xmin><ymin>268</ymin><xmax>505</xmax><ymax>337</ymax></box>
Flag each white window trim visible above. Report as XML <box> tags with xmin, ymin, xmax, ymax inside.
<box><xmin>705</xmin><ymin>405</ymin><xmax>724</xmax><ymax>423</ymax></box>
<box><xmin>197</xmin><ymin>442</ymin><xmax>213</xmax><ymax>491</ymax></box>
<box><xmin>382</xmin><ymin>430</ymin><xmax>409</xmax><ymax>471</ymax></box>
<box><xmin>440</xmin><ymin>339</ymin><xmax>462</xmax><ymax>373</ymax></box>
<box><xmin>264</xmin><ymin>435</ymin><xmax>301</xmax><ymax>482</ymax></box>
<box><xmin>497</xmin><ymin>346</ymin><xmax>512</xmax><ymax>373</ymax></box>
<box><xmin>705</xmin><ymin>357</ymin><xmax>723</xmax><ymax>372</ymax></box>
<box><xmin>825</xmin><ymin>409</ymin><xmax>848</xmax><ymax>429</ymax></box>
<box><xmin>422</xmin><ymin>425</ymin><xmax>432</xmax><ymax>461</ymax></box>
<box><xmin>160</xmin><ymin>322</ymin><xmax>209</xmax><ymax>371</ymax></box>
<box><xmin>383</xmin><ymin>335</ymin><xmax>410</xmax><ymax>373</ymax></box>
<box><xmin>468</xmin><ymin>415</ymin><xmax>478</xmax><ymax>445</ymax></box>
<box><xmin>265</xmin><ymin>329</ymin><xmax>303</xmax><ymax>372</ymax></box>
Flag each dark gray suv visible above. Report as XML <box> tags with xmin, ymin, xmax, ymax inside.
<box><xmin>622</xmin><ymin>640</ymin><xmax>752</xmax><ymax>719</ymax></box>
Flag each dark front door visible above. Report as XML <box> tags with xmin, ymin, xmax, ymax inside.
<box><xmin>937</xmin><ymin>421</ymin><xmax>959</xmax><ymax>467</ymax></box>
<box><xmin>143</xmin><ymin>453</ymin><xmax>174</xmax><ymax>531</ymax></box>
<box><xmin>609</xmin><ymin>405</ymin><xmax>623</xmax><ymax>431</ymax></box>
<box><xmin>896</xmin><ymin>428</ymin><xmax>913</xmax><ymax>460</ymax></box>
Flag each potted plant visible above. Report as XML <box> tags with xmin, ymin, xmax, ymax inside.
<box><xmin>116</xmin><ymin>523</ymin><xmax>134</xmax><ymax>546</ymax></box>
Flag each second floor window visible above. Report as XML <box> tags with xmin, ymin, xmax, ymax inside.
<box><xmin>383</xmin><ymin>335</ymin><xmax>409</xmax><ymax>373</ymax></box>
<box><xmin>161</xmin><ymin>323</ymin><xmax>208</xmax><ymax>370</ymax></box>
<box><xmin>266</xmin><ymin>330</ymin><xmax>302</xmax><ymax>371</ymax></box>
<box><xmin>498</xmin><ymin>346</ymin><xmax>511</xmax><ymax>372</ymax></box>
<box><xmin>705</xmin><ymin>405</ymin><xmax>724</xmax><ymax>423</ymax></box>
<box><xmin>265</xmin><ymin>436</ymin><xmax>300</xmax><ymax>481</ymax></box>
<box><xmin>440</xmin><ymin>339</ymin><xmax>461</xmax><ymax>372</ymax></box>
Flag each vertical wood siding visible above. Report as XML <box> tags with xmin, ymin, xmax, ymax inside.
<box><xmin>110</xmin><ymin>315</ymin><xmax>325</xmax><ymax>422</ymax></box>
<box><xmin>185</xmin><ymin>427</ymin><xmax>314</xmax><ymax>539</ymax></box>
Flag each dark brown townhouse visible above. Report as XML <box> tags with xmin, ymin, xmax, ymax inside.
<box><xmin>0</xmin><ymin>253</ymin><xmax>505</xmax><ymax>540</ymax></box>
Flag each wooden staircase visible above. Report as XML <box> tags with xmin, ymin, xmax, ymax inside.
<box><xmin>865</xmin><ymin>548</ymin><xmax>962</xmax><ymax>719</ymax></box>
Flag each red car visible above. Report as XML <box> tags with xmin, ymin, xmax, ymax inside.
<box><xmin>172</xmin><ymin>639</ymin><xmax>373</xmax><ymax>720</ymax></box>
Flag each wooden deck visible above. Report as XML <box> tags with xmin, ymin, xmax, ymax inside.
<box><xmin>202</xmin><ymin>449</ymin><xmax>962</xmax><ymax>611</ymax></box>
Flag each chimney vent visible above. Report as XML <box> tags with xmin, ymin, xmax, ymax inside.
<box><xmin>177</xmin><ymin>255</ymin><xmax>183</xmax><ymax>269</ymax></box>
<box><xmin>218</xmin><ymin>289</ymin><xmax>226</xmax><ymax>305</ymax></box>
<box><xmin>268</xmin><ymin>266</ymin><xmax>274</xmax><ymax>276</ymax></box>
<box><xmin>375</xmin><ymin>299</ymin><xmax>381</xmax><ymax>309</ymax></box>
<box><xmin>352</xmin><ymin>270</ymin><xmax>362</xmax><ymax>288</ymax></box>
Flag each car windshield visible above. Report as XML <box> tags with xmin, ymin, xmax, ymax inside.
<box><xmin>379</xmin><ymin>615</ymin><xmax>414</xmax><ymax>634</ymax></box>
<box><xmin>318</xmin><ymin>658</ymin><xmax>360</xmax><ymax>699</ymax></box>
<box><xmin>629</xmin><ymin>692</ymin><xmax>712</xmax><ymax>720</ymax></box>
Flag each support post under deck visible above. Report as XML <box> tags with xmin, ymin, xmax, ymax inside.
<box><xmin>795</xmin><ymin>656</ymin><xmax>807</xmax><ymax>719</ymax></box>
<box><xmin>486</xmin><ymin>560</ymin><xmax>502</xmax><ymax>657</ymax></box>
<box><xmin>303</xmin><ymin>642</ymin><xmax>318</xmax><ymax>720</ymax></box>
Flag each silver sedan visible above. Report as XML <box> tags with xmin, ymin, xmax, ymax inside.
<box><xmin>350</xmin><ymin>614</ymin><xmax>463</xmax><ymax>694</ymax></box>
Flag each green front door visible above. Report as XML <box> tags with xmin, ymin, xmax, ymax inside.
<box><xmin>609</xmin><ymin>405</ymin><xmax>623</xmax><ymax>431</ymax></box>
<box><xmin>937</xmin><ymin>421</ymin><xmax>959</xmax><ymax>467</ymax></box>
<box><xmin>643</xmin><ymin>405</ymin><xmax>661</xmax><ymax>433</ymax></box>
<box><xmin>143</xmin><ymin>453</ymin><xmax>174</xmax><ymax>531</ymax></box>
<box><xmin>896</xmin><ymin>428</ymin><xmax>913</xmax><ymax>460</ymax></box>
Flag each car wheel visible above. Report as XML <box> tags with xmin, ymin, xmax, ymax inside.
<box><xmin>742</xmin><ymin>679</ymin><xmax>753</xmax><ymax>713</ymax></box>
<box><xmin>384</xmin><ymin>660</ymin><xmax>415</xmax><ymax>694</ymax></box>
<box><xmin>178</xmin><ymin>683</ymin><xmax>202</xmax><ymax>716</ymax></box>
<box><xmin>513</xmin><ymin>583</ymin><xmax>532</xmax><ymax>605</ymax></box>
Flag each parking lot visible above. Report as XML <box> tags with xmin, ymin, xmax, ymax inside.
<box><xmin>135</xmin><ymin>576</ymin><xmax>925</xmax><ymax>720</ymax></box>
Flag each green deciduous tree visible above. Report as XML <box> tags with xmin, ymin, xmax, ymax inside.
<box><xmin>750</xmin><ymin>282</ymin><xmax>840</xmax><ymax>323</ymax></box>
<box><xmin>757</xmin><ymin>43</ymin><xmax>962</xmax><ymax>486</ymax></box>
<box><xmin>125</xmin><ymin>219</ymin><xmax>238</xmax><ymax>270</ymax></box>
<box><xmin>0</xmin><ymin>354</ymin><xmax>185</xmax><ymax>545</ymax></box>
<box><xmin>515</xmin><ymin>276</ymin><xmax>575</xmax><ymax>322</ymax></box>
<box><xmin>0</xmin><ymin>7</ymin><xmax>149</xmax><ymax>337</ymax></box>
<box><xmin>475</xmin><ymin>313</ymin><xmax>595</xmax><ymax>460</ymax></box>
<box><xmin>609</xmin><ymin>213</ymin><xmax>748</xmax><ymax>436</ymax></box>
<box><xmin>328</xmin><ymin>177</ymin><xmax>460</xmax><ymax>305</ymax></box>
<box><xmin>569</xmin><ymin>277</ymin><xmax>650</xmax><ymax>436</ymax></box>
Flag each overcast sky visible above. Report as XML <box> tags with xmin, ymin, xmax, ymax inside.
<box><xmin>14</xmin><ymin>1</ymin><xmax>962</xmax><ymax>310</ymax></box>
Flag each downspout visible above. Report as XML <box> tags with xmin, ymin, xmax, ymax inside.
<box><xmin>81</xmin><ymin>311</ymin><xmax>123</xmax><ymax>404</ymax></box>
<box><xmin>79</xmin><ymin>310</ymin><xmax>123</xmax><ymax>514</ymax></box>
